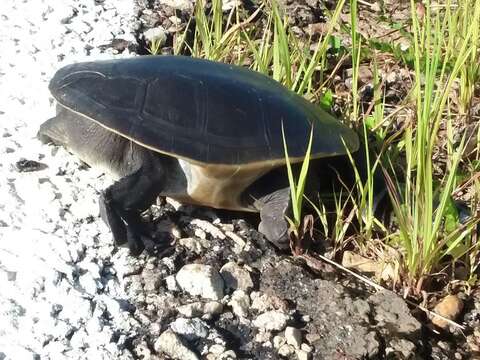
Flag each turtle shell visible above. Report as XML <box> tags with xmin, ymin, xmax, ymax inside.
<box><xmin>50</xmin><ymin>55</ymin><xmax>358</xmax><ymax>166</ymax></box>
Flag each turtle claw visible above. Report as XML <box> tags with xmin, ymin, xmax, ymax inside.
<box><xmin>99</xmin><ymin>190</ymin><xmax>127</xmax><ymax>245</ymax></box>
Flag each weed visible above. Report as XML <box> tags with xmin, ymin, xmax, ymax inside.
<box><xmin>173</xmin><ymin>0</ymin><xmax>480</xmax><ymax>292</ymax></box>
<box><xmin>383</xmin><ymin>0</ymin><xmax>480</xmax><ymax>292</ymax></box>
<box><xmin>281</xmin><ymin>125</ymin><xmax>313</xmax><ymax>235</ymax></box>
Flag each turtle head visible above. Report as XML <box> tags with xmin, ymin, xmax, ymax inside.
<box><xmin>37</xmin><ymin>113</ymin><xmax>68</xmax><ymax>147</ymax></box>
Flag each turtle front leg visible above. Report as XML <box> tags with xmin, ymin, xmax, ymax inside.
<box><xmin>254</xmin><ymin>187</ymin><xmax>292</xmax><ymax>250</ymax></box>
<box><xmin>99</xmin><ymin>164</ymin><xmax>164</xmax><ymax>256</ymax></box>
<box><xmin>99</xmin><ymin>186</ymin><xmax>145</xmax><ymax>256</ymax></box>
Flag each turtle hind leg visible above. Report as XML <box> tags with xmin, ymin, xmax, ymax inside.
<box><xmin>99</xmin><ymin>154</ymin><xmax>168</xmax><ymax>256</ymax></box>
<box><xmin>254</xmin><ymin>187</ymin><xmax>292</xmax><ymax>250</ymax></box>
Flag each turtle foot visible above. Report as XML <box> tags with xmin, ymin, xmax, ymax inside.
<box><xmin>97</xmin><ymin>156</ymin><xmax>167</xmax><ymax>256</ymax></box>
<box><xmin>255</xmin><ymin>187</ymin><xmax>291</xmax><ymax>250</ymax></box>
<box><xmin>99</xmin><ymin>189</ymin><xmax>145</xmax><ymax>256</ymax></box>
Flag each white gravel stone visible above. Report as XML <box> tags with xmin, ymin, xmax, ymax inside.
<box><xmin>301</xmin><ymin>343</ymin><xmax>313</xmax><ymax>352</ymax></box>
<box><xmin>79</xmin><ymin>273</ymin><xmax>100</xmax><ymax>294</ymax></box>
<box><xmin>273</xmin><ymin>335</ymin><xmax>286</xmax><ymax>349</ymax></box>
<box><xmin>176</xmin><ymin>264</ymin><xmax>224</xmax><ymax>300</ymax></box>
<box><xmin>229</xmin><ymin>290</ymin><xmax>250</xmax><ymax>318</ymax></box>
<box><xmin>225</xmin><ymin>231</ymin><xmax>246</xmax><ymax>252</ymax></box>
<box><xmin>70</xmin><ymin>327</ymin><xmax>89</xmax><ymax>350</ymax></box>
<box><xmin>179</xmin><ymin>237</ymin><xmax>207</xmax><ymax>254</ymax></box>
<box><xmin>142</xmin><ymin>269</ymin><xmax>162</xmax><ymax>292</ymax></box>
<box><xmin>285</xmin><ymin>326</ymin><xmax>302</xmax><ymax>349</ymax></box>
<box><xmin>190</xmin><ymin>219</ymin><xmax>226</xmax><ymax>239</ymax></box>
<box><xmin>209</xmin><ymin>344</ymin><xmax>226</xmax><ymax>354</ymax></box>
<box><xmin>254</xmin><ymin>329</ymin><xmax>272</xmax><ymax>343</ymax></box>
<box><xmin>165</xmin><ymin>274</ymin><xmax>180</xmax><ymax>291</ymax></box>
<box><xmin>222</xmin><ymin>0</ymin><xmax>242</xmax><ymax>11</ymax></box>
<box><xmin>177</xmin><ymin>302</ymin><xmax>206</xmax><ymax>318</ymax></box>
<box><xmin>178</xmin><ymin>301</ymin><xmax>223</xmax><ymax>318</ymax></box>
<box><xmin>250</xmin><ymin>291</ymin><xmax>280</xmax><ymax>312</ymax></box>
<box><xmin>220</xmin><ymin>262</ymin><xmax>253</xmax><ymax>291</ymax></box>
<box><xmin>158</xmin><ymin>0</ymin><xmax>195</xmax><ymax>12</ymax></box>
<box><xmin>170</xmin><ymin>318</ymin><xmax>209</xmax><ymax>341</ymax></box>
<box><xmin>278</xmin><ymin>344</ymin><xmax>295</xmax><ymax>357</ymax></box>
<box><xmin>143</xmin><ymin>26</ymin><xmax>167</xmax><ymax>46</ymax></box>
<box><xmin>195</xmin><ymin>228</ymin><xmax>207</xmax><ymax>240</ymax></box>
<box><xmin>155</xmin><ymin>329</ymin><xmax>200</xmax><ymax>360</ymax></box>
<box><xmin>0</xmin><ymin>0</ymin><xmax>143</xmax><ymax>358</ymax></box>
<box><xmin>203</xmin><ymin>301</ymin><xmax>224</xmax><ymax>316</ymax></box>
<box><xmin>219</xmin><ymin>350</ymin><xmax>237</xmax><ymax>359</ymax></box>
<box><xmin>296</xmin><ymin>349</ymin><xmax>311</xmax><ymax>360</ymax></box>
<box><xmin>253</xmin><ymin>310</ymin><xmax>289</xmax><ymax>331</ymax></box>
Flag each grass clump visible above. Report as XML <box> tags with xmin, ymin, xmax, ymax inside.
<box><xmin>175</xmin><ymin>0</ymin><xmax>346</xmax><ymax>98</ymax></box>
<box><xmin>383</xmin><ymin>0</ymin><xmax>480</xmax><ymax>292</ymax></box>
<box><xmin>170</xmin><ymin>0</ymin><xmax>480</xmax><ymax>296</ymax></box>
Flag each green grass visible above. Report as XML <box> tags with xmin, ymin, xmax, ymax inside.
<box><xmin>454</xmin><ymin>0</ymin><xmax>480</xmax><ymax>114</ymax></box>
<box><xmin>169</xmin><ymin>0</ymin><xmax>480</xmax><ymax>294</ymax></box>
<box><xmin>382</xmin><ymin>0</ymin><xmax>480</xmax><ymax>292</ymax></box>
<box><xmin>282</xmin><ymin>125</ymin><xmax>313</xmax><ymax>242</ymax></box>
<box><xmin>175</xmin><ymin>0</ymin><xmax>345</xmax><ymax>97</ymax></box>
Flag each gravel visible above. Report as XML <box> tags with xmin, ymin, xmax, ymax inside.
<box><xmin>253</xmin><ymin>310</ymin><xmax>290</xmax><ymax>331</ymax></box>
<box><xmin>176</xmin><ymin>264</ymin><xmax>225</xmax><ymax>300</ymax></box>
<box><xmin>154</xmin><ymin>329</ymin><xmax>200</xmax><ymax>360</ymax></box>
<box><xmin>0</xmin><ymin>1</ymin><xmax>140</xmax><ymax>358</ymax></box>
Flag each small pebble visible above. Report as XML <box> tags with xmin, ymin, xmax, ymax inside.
<box><xmin>177</xmin><ymin>301</ymin><xmax>223</xmax><ymax>318</ymax></box>
<box><xmin>220</xmin><ymin>262</ymin><xmax>253</xmax><ymax>291</ymax></box>
<box><xmin>191</xmin><ymin>219</ymin><xmax>226</xmax><ymax>239</ymax></box>
<box><xmin>154</xmin><ymin>329</ymin><xmax>199</xmax><ymax>360</ymax></box>
<box><xmin>285</xmin><ymin>327</ymin><xmax>302</xmax><ymax>349</ymax></box>
<box><xmin>253</xmin><ymin>310</ymin><xmax>289</xmax><ymax>331</ymax></box>
<box><xmin>229</xmin><ymin>290</ymin><xmax>250</xmax><ymax>318</ymax></box>
<box><xmin>296</xmin><ymin>349</ymin><xmax>310</xmax><ymax>360</ymax></box>
<box><xmin>301</xmin><ymin>343</ymin><xmax>313</xmax><ymax>352</ymax></box>
<box><xmin>432</xmin><ymin>294</ymin><xmax>464</xmax><ymax>329</ymax></box>
<box><xmin>278</xmin><ymin>344</ymin><xmax>294</xmax><ymax>356</ymax></box>
<box><xmin>209</xmin><ymin>344</ymin><xmax>225</xmax><ymax>354</ymax></box>
<box><xmin>170</xmin><ymin>318</ymin><xmax>209</xmax><ymax>341</ymax></box>
<box><xmin>165</xmin><ymin>274</ymin><xmax>180</xmax><ymax>291</ymax></box>
<box><xmin>143</xmin><ymin>26</ymin><xmax>167</xmax><ymax>46</ymax></box>
<box><xmin>273</xmin><ymin>335</ymin><xmax>286</xmax><ymax>349</ymax></box>
<box><xmin>176</xmin><ymin>264</ymin><xmax>224</xmax><ymax>300</ymax></box>
<box><xmin>219</xmin><ymin>350</ymin><xmax>237</xmax><ymax>359</ymax></box>
<box><xmin>15</xmin><ymin>158</ymin><xmax>48</xmax><ymax>172</ymax></box>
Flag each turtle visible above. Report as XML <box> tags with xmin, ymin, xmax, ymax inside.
<box><xmin>38</xmin><ymin>55</ymin><xmax>359</xmax><ymax>255</ymax></box>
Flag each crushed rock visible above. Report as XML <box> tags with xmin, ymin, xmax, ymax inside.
<box><xmin>253</xmin><ymin>310</ymin><xmax>290</xmax><ymax>331</ymax></box>
<box><xmin>176</xmin><ymin>263</ymin><xmax>225</xmax><ymax>300</ymax></box>
<box><xmin>229</xmin><ymin>290</ymin><xmax>251</xmax><ymax>318</ymax></box>
<box><xmin>284</xmin><ymin>326</ymin><xmax>302</xmax><ymax>349</ymax></box>
<box><xmin>220</xmin><ymin>261</ymin><xmax>254</xmax><ymax>291</ymax></box>
<box><xmin>154</xmin><ymin>329</ymin><xmax>199</xmax><ymax>360</ymax></box>
<box><xmin>170</xmin><ymin>317</ymin><xmax>210</xmax><ymax>341</ymax></box>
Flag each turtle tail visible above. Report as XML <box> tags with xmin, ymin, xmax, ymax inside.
<box><xmin>37</xmin><ymin>116</ymin><xmax>67</xmax><ymax>146</ymax></box>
